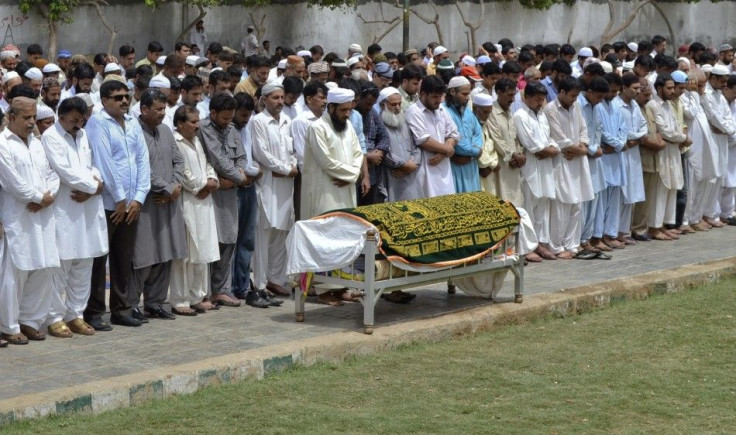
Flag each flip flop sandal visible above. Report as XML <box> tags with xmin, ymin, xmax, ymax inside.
<box><xmin>172</xmin><ymin>307</ymin><xmax>198</xmax><ymax>316</ymax></box>
<box><xmin>47</xmin><ymin>321</ymin><xmax>73</xmax><ymax>338</ymax></box>
<box><xmin>190</xmin><ymin>304</ymin><xmax>207</xmax><ymax>314</ymax></box>
<box><xmin>2</xmin><ymin>333</ymin><xmax>29</xmax><ymax>345</ymax></box>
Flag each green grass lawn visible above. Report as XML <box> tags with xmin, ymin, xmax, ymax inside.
<box><xmin>7</xmin><ymin>278</ymin><xmax>736</xmax><ymax>434</ymax></box>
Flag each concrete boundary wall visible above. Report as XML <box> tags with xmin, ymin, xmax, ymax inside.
<box><xmin>1</xmin><ymin>256</ymin><xmax>734</xmax><ymax>426</ymax></box>
<box><xmin>0</xmin><ymin>1</ymin><xmax>734</xmax><ymax>60</ymax></box>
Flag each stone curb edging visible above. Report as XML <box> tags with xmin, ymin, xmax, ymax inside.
<box><xmin>2</xmin><ymin>257</ymin><xmax>734</xmax><ymax>426</ymax></box>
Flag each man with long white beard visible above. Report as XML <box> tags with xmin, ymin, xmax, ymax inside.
<box><xmin>301</xmin><ymin>88</ymin><xmax>364</xmax><ymax>306</ymax></box>
<box><xmin>378</xmin><ymin>86</ymin><xmax>422</xmax><ymax>201</ymax></box>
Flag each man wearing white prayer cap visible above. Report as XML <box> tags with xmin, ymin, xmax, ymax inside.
<box><xmin>0</xmin><ymin>50</ymin><xmax>18</xmax><ymax>72</ymax></box>
<box><xmin>23</xmin><ymin>67</ymin><xmax>43</xmax><ymax>98</ymax></box>
<box><xmin>249</xmin><ymin>79</ymin><xmax>296</xmax><ymax>300</ymax></box>
<box><xmin>129</xmin><ymin>73</ymin><xmax>171</xmax><ymax>119</ymax></box>
<box><xmin>296</xmin><ymin>50</ymin><xmax>311</xmax><ymax>58</ymax></box>
<box><xmin>700</xmin><ymin>64</ymin><xmax>735</xmax><ymax>228</ymax></box>
<box><xmin>0</xmin><ymin>71</ymin><xmax>21</xmax><ymax>114</ymax></box>
<box><xmin>103</xmin><ymin>63</ymin><xmax>123</xmax><ymax>77</ymax></box>
<box><xmin>346</xmin><ymin>56</ymin><xmax>363</xmax><ymax>70</ymax></box>
<box><xmin>378</xmin><ymin>86</ymin><xmax>423</xmax><ymax>202</ymax></box>
<box><xmin>572</xmin><ymin>47</ymin><xmax>593</xmax><ymax>78</ymax></box>
<box><xmin>42</xmin><ymin>63</ymin><xmax>61</xmax><ymax>79</ymax></box>
<box><xmin>301</xmin><ymin>86</ymin><xmax>364</xmax><ymax>305</ymax></box>
<box><xmin>35</xmin><ymin>104</ymin><xmax>56</xmax><ymax>136</ymax></box>
<box><xmin>427</xmin><ymin>45</ymin><xmax>449</xmax><ymax>75</ymax></box>
<box><xmin>471</xmin><ymin>92</ymin><xmax>500</xmax><ymax>197</ymax></box>
<box><xmin>348</xmin><ymin>43</ymin><xmax>363</xmax><ymax>59</ymax></box>
<box><xmin>445</xmin><ymin>75</ymin><xmax>483</xmax><ymax>193</ymax></box>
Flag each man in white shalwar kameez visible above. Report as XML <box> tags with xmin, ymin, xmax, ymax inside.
<box><xmin>543</xmin><ymin>77</ymin><xmax>594</xmax><ymax>258</ymax></box>
<box><xmin>291</xmin><ymin>81</ymin><xmax>328</xmax><ymax>221</ymax></box>
<box><xmin>404</xmin><ymin>75</ymin><xmax>459</xmax><ymax>198</ymax></box>
<box><xmin>42</xmin><ymin>97</ymin><xmax>108</xmax><ymax>337</ymax></box>
<box><xmin>251</xmin><ymin>82</ymin><xmax>297</xmax><ymax>298</ymax></box>
<box><xmin>514</xmin><ymin>82</ymin><xmax>560</xmax><ymax>260</ymax></box>
<box><xmin>170</xmin><ymin>106</ymin><xmax>220</xmax><ymax>315</ymax></box>
<box><xmin>301</xmin><ymin>88</ymin><xmax>364</xmax><ymax>305</ymax></box>
<box><xmin>700</xmin><ymin>65</ymin><xmax>734</xmax><ymax>228</ymax></box>
<box><xmin>718</xmin><ymin>75</ymin><xmax>736</xmax><ymax>225</ymax></box>
<box><xmin>681</xmin><ymin>71</ymin><xmax>719</xmax><ymax>231</ymax></box>
<box><xmin>646</xmin><ymin>73</ymin><xmax>689</xmax><ymax>239</ymax></box>
<box><xmin>472</xmin><ymin>92</ymin><xmax>498</xmax><ymax>193</ymax></box>
<box><xmin>613</xmin><ymin>74</ymin><xmax>649</xmax><ymax>243</ymax></box>
<box><xmin>0</xmin><ymin>97</ymin><xmax>60</xmax><ymax>343</ymax></box>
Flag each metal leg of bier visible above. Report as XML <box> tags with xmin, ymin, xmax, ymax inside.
<box><xmin>295</xmin><ymin>282</ymin><xmax>305</xmax><ymax>322</ymax></box>
<box><xmin>363</xmin><ymin>230</ymin><xmax>377</xmax><ymax>334</ymax></box>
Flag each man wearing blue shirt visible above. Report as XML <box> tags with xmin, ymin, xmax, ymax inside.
<box><xmin>85</xmin><ymin>80</ymin><xmax>151</xmax><ymax>330</ymax></box>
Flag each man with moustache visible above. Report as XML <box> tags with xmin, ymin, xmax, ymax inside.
<box><xmin>42</xmin><ymin>97</ymin><xmax>107</xmax><ymax>337</ymax></box>
<box><xmin>0</xmin><ymin>97</ymin><xmax>60</xmax><ymax>344</ymax></box>
<box><xmin>250</xmin><ymin>82</ymin><xmax>297</xmax><ymax>299</ymax></box>
<box><xmin>234</xmin><ymin>56</ymin><xmax>270</xmax><ymax>98</ymax></box>
<box><xmin>128</xmin><ymin>89</ymin><xmax>187</xmax><ymax>321</ymax></box>
<box><xmin>85</xmin><ymin>80</ymin><xmax>151</xmax><ymax>329</ymax></box>
<box><xmin>40</xmin><ymin>77</ymin><xmax>62</xmax><ymax>113</ymax></box>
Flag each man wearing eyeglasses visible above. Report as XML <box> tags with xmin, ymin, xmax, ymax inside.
<box><xmin>84</xmin><ymin>80</ymin><xmax>151</xmax><ymax>330</ymax></box>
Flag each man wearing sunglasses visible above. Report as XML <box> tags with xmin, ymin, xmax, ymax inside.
<box><xmin>85</xmin><ymin>80</ymin><xmax>151</xmax><ymax>330</ymax></box>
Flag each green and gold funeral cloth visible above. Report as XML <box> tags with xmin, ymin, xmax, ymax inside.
<box><xmin>320</xmin><ymin>192</ymin><xmax>519</xmax><ymax>267</ymax></box>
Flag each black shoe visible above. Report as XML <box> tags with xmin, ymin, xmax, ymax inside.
<box><xmin>131</xmin><ymin>307</ymin><xmax>150</xmax><ymax>323</ymax></box>
<box><xmin>110</xmin><ymin>313</ymin><xmax>142</xmax><ymax>327</ymax></box>
<box><xmin>233</xmin><ymin>292</ymin><xmax>247</xmax><ymax>300</ymax></box>
<box><xmin>632</xmin><ymin>233</ymin><xmax>652</xmax><ymax>242</ymax></box>
<box><xmin>725</xmin><ymin>217</ymin><xmax>736</xmax><ymax>226</ymax></box>
<box><xmin>86</xmin><ymin>317</ymin><xmax>113</xmax><ymax>332</ymax></box>
<box><xmin>245</xmin><ymin>291</ymin><xmax>270</xmax><ymax>308</ymax></box>
<box><xmin>145</xmin><ymin>306</ymin><xmax>176</xmax><ymax>320</ymax></box>
<box><xmin>595</xmin><ymin>251</ymin><xmax>612</xmax><ymax>260</ymax></box>
<box><xmin>575</xmin><ymin>249</ymin><xmax>598</xmax><ymax>260</ymax></box>
<box><xmin>260</xmin><ymin>290</ymin><xmax>284</xmax><ymax>307</ymax></box>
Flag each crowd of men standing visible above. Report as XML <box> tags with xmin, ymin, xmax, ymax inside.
<box><xmin>0</xmin><ymin>29</ymin><xmax>734</xmax><ymax>347</ymax></box>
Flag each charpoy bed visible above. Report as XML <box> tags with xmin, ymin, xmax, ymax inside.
<box><xmin>286</xmin><ymin>192</ymin><xmax>525</xmax><ymax>334</ymax></box>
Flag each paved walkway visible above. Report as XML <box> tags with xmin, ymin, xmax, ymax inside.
<box><xmin>2</xmin><ymin>226</ymin><xmax>735</xmax><ymax>401</ymax></box>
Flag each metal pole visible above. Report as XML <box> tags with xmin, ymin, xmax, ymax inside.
<box><xmin>402</xmin><ymin>0</ymin><xmax>410</xmax><ymax>53</ymax></box>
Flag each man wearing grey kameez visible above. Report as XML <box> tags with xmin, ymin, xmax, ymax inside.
<box><xmin>129</xmin><ymin>90</ymin><xmax>188</xmax><ymax>320</ymax></box>
<box><xmin>377</xmin><ymin>87</ymin><xmax>423</xmax><ymax>202</ymax></box>
<box><xmin>199</xmin><ymin>92</ymin><xmax>251</xmax><ymax>307</ymax></box>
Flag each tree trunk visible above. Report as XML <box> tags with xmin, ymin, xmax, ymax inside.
<box><xmin>372</xmin><ymin>17</ymin><xmax>402</xmax><ymax>44</ymax></box>
<box><xmin>177</xmin><ymin>4</ymin><xmax>206</xmax><ymax>42</ymax></box>
<box><xmin>47</xmin><ymin>20</ymin><xmax>58</xmax><ymax>60</ymax></box>
<box><xmin>600</xmin><ymin>0</ymin><xmax>652</xmax><ymax>46</ymax></box>
<box><xmin>650</xmin><ymin>1</ymin><xmax>676</xmax><ymax>57</ymax></box>
<box><xmin>566</xmin><ymin>4</ymin><xmax>578</xmax><ymax>44</ymax></box>
<box><xmin>86</xmin><ymin>1</ymin><xmax>117</xmax><ymax>56</ymax></box>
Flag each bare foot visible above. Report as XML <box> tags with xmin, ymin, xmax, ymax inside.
<box><xmin>556</xmin><ymin>251</ymin><xmax>575</xmax><ymax>259</ymax></box>
<box><xmin>525</xmin><ymin>252</ymin><xmax>543</xmax><ymax>262</ymax></box>
<box><xmin>318</xmin><ymin>292</ymin><xmax>344</xmax><ymax>306</ymax></box>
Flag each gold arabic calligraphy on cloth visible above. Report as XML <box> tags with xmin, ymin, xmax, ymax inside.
<box><xmin>320</xmin><ymin>192</ymin><xmax>520</xmax><ymax>266</ymax></box>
